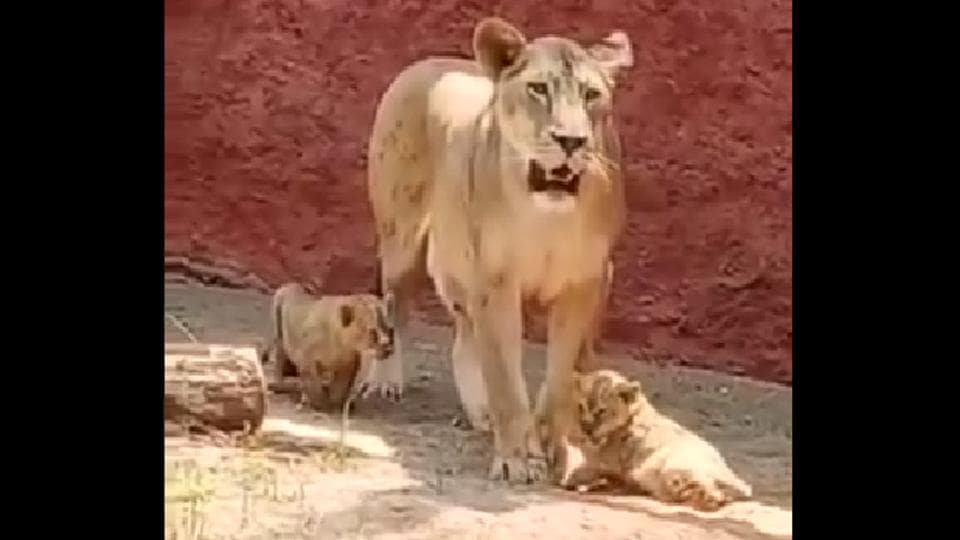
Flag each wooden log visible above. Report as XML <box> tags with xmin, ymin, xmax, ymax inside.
<box><xmin>164</xmin><ymin>343</ymin><xmax>267</xmax><ymax>433</ymax></box>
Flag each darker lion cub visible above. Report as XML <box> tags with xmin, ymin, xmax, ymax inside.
<box><xmin>263</xmin><ymin>283</ymin><xmax>394</xmax><ymax>410</ymax></box>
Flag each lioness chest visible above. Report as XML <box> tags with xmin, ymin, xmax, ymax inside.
<box><xmin>419</xmin><ymin>62</ymin><xmax>609</xmax><ymax>305</ymax></box>
<box><xmin>428</xmin><ymin>211</ymin><xmax>609</xmax><ymax>308</ymax></box>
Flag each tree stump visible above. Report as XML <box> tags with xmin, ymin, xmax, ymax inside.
<box><xmin>164</xmin><ymin>343</ymin><xmax>267</xmax><ymax>433</ymax></box>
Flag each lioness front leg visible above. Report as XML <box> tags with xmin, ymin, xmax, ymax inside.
<box><xmin>451</xmin><ymin>313</ymin><xmax>492</xmax><ymax>431</ymax></box>
<box><xmin>359</xmin><ymin>280</ymin><xmax>409</xmax><ymax>401</ymax></box>
<box><xmin>541</xmin><ymin>279</ymin><xmax>604</xmax><ymax>481</ymax></box>
<box><xmin>473</xmin><ymin>282</ymin><xmax>546</xmax><ymax>484</ymax></box>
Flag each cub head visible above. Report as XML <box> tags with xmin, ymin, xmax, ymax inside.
<box><xmin>472</xmin><ymin>17</ymin><xmax>633</xmax><ymax>211</ymax></box>
<box><xmin>336</xmin><ymin>292</ymin><xmax>396</xmax><ymax>361</ymax></box>
<box><xmin>574</xmin><ymin>369</ymin><xmax>646</xmax><ymax>445</ymax></box>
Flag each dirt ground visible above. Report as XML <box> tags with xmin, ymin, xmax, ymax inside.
<box><xmin>164</xmin><ymin>281</ymin><xmax>792</xmax><ymax>540</ymax></box>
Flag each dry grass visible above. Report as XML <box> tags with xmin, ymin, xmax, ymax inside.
<box><xmin>164</xmin><ymin>429</ymin><xmax>366</xmax><ymax>540</ymax></box>
<box><xmin>165</xmin><ymin>459</ymin><xmax>215</xmax><ymax>540</ymax></box>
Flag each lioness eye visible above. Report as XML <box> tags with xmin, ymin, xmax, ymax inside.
<box><xmin>527</xmin><ymin>82</ymin><xmax>549</xmax><ymax>97</ymax></box>
<box><xmin>584</xmin><ymin>87</ymin><xmax>601</xmax><ymax>102</ymax></box>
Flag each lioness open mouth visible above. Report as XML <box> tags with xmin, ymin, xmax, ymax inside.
<box><xmin>528</xmin><ymin>161</ymin><xmax>580</xmax><ymax>196</ymax></box>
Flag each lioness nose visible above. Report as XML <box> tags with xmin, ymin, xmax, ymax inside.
<box><xmin>550</xmin><ymin>133</ymin><xmax>587</xmax><ymax>156</ymax></box>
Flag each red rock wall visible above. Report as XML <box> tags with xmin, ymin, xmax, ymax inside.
<box><xmin>164</xmin><ymin>0</ymin><xmax>793</xmax><ymax>384</ymax></box>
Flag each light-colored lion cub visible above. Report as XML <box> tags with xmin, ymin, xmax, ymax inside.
<box><xmin>546</xmin><ymin>369</ymin><xmax>752</xmax><ymax>511</ymax></box>
<box><xmin>263</xmin><ymin>283</ymin><xmax>395</xmax><ymax>410</ymax></box>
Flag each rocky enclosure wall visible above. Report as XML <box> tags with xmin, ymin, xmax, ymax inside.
<box><xmin>164</xmin><ymin>0</ymin><xmax>792</xmax><ymax>384</ymax></box>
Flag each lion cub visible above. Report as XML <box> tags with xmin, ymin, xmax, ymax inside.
<box><xmin>262</xmin><ymin>283</ymin><xmax>395</xmax><ymax>410</ymax></box>
<box><xmin>552</xmin><ymin>369</ymin><xmax>752</xmax><ymax>511</ymax></box>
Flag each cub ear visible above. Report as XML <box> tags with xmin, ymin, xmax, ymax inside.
<box><xmin>587</xmin><ymin>30</ymin><xmax>633</xmax><ymax>83</ymax></box>
<box><xmin>339</xmin><ymin>304</ymin><xmax>355</xmax><ymax>328</ymax></box>
<box><xmin>473</xmin><ymin>17</ymin><xmax>527</xmax><ymax>79</ymax></box>
<box><xmin>617</xmin><ymin>381</ymin><xmax>642</xmax><ymax>404</ymax></box>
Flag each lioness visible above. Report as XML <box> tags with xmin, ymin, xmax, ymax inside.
<box><xmin>365</xmin><ymin>16</ymin><xmax>632</xmax><ymax>483</ymax></box>
<box><xmin>549</xmin><ymin>369</ymin><xmax>753</xmax><ymax>511</ymax></box>
<box><xmin>263</xmin><ymin>283</ymin><xmax>395</xmax><ymax>410</ymax></box>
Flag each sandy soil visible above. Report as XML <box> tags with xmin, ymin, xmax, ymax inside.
<box><xmin>165</xmin><ymin>282</ymin><xmax>792</xmax><ymax>539</ymax></box>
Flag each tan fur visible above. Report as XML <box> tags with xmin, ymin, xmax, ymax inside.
<box><xmin>263</xmin><ymin>283</ymin><xmax>394</xmax><ymax>410</ymax></box>
<box><xmin>365</xmin><ymin>17</ymin><xmax>633</xmax><ymax>484</ymax></box>
<box><xmin>576</xmin><ymin>258</ymin><xmax>613</xmax><ymax>372</ymax></box>
<box><xmin>550</xmin><ymin>369</ymin><xmax>753</xmax><ymax>511</ymax></box>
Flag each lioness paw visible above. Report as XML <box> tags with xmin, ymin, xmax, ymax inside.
<box><xmin>488</xmin><ymin>454</ymin><xmax>547</xmax><ymax>485</ymax></box>
<box><xmin>356</xmin><ymin>381</ymin><xmax>403</xmax><ymax>402</ymax></box>
<box><xmin>452</xmin><ymin>411</ymin><xmax>492</xmax><ymax>432</ymax></box>
<box><xmin>356</xmin><ymin>360</ymin><xmax>404</xmax><ymax>402</ymax></box>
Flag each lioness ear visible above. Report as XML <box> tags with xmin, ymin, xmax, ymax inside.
<box><xmin>473</xmin><ymin>17</ymin><xmax>527</xmax><ymax>78</ymax></box>
<box><xmin>588</xmin><ymin>30</ymin><xmax>633</xmax><ymax>83</ymax></box>
<box><xmin>618</xmin><ymin>381</ymin><xmax>642</xmax><ymax>404</ymax></box>
<box><xmin>339</xmin><ymin>304</ymin><xmax>355</xmax><ymax>328</ymax></box>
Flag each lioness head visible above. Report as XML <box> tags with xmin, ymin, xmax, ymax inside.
<box><xmin>336</xmin><ymin>292</ymin><xmax>396</xmax><ymax>361</ymax></box>
<box><xmin>473</xmin><ymin>18</ymin><xmax>633</xmax><ymax>210</ymax></box>
<box><xmin>574</xmin><ymin>369</ymin><xmax>646</xmax><ymax>445</ymax></box>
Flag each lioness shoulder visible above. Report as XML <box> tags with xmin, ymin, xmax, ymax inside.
<box><xmin>263</xmin><ymin>283</ymin><xmax>395</xmax><ymax>410</ymax></box>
